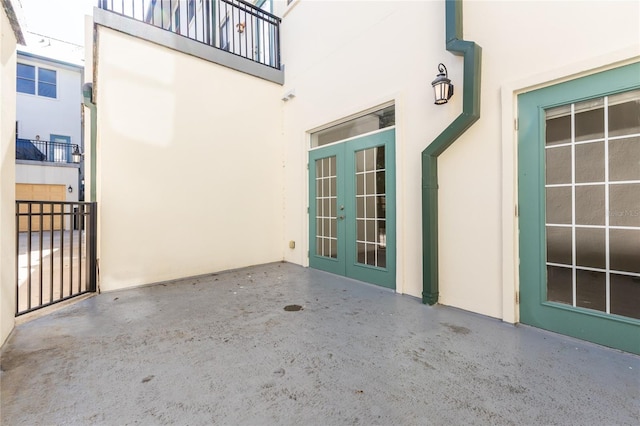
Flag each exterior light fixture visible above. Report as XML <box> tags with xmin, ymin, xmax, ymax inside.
<box><xmin>431</xmin><ymin>63</ymin><xmax>454</xmax><ymax>105</ymax></box>
<box><xmin>68</xmin><ymin>185</ymin><xmax>73</xmax><ymax>193</ymax></box>
<box><xmin>71</xmin><ymin>145</ymin><xmax>82</xmax><ymax>163</ymax></box>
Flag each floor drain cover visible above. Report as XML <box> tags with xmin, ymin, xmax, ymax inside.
<box><xmin>284</xmin><ymin>304</ymin><xmax>303</xmax><ymax>312</ymax></box>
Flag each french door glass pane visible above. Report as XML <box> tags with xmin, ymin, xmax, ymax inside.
<box><xmin>355</xmin><ymin>146</ymin><xmax>386</xmax><ymax>268</ymax></box>
<box><xmin>315</xmin><ymin>156</ymin><xmax>337</xmax><ymax>259</ymax></box>
<box><xmin>544</xmin><ymin>90</ymin><xmax>640</xmax><ymax>319</ymax></box>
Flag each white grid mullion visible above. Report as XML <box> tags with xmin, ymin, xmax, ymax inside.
<box><xmin>571</xmin><ymin>103</ymin><xmax>577</xmax><ymax>308</ymax></box>
<box><xmin>604</xmin><ymin>96</ymin><xmax>611</xmax><ymax>314</ymax></box>
<box><xmin>320</xmin><ymin>162</ymin><xmax>325</xmax><ymax>256</ymax></box>
<box><xmin>374</xmin><ymin>149</ymin><xmax>379</xmax><ymax>267</ymax></box>
<box><xmin>547</xmin><ymin>223</ymin><xmax>640</xmax><ymax>231</ymax></box>
<box><xmin>546</xmin><ymin>262</ymin><xmax>640</xmax><ymax>278</ymax></box>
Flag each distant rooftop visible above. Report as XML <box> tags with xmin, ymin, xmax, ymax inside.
<box><xmin>19</xmin><ymin>31</ymin><xmax>85</xmax><ymax>67</ymax></box>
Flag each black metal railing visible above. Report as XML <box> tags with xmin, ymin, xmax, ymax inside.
<box><xmin>98</xmin><ymin>0</ymin><xmax>281</xmax><ymax>69</ymax></box>
<box><xmin>16</xmin><ymin>139</ymin><xmax>80</xmax><ymax>164</ymax></box>
<box><xmin>16</xmin><ymin>201</ymin><xmax>97</xmax><ymax>316</ymax></box>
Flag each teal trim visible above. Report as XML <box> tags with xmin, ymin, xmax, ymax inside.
<box><xmin>82</xmin><ymin>83</ymin><xmax>97</xmax><ymax>202</ymax></box>
<box><xmin>421</xmin><ymin>0</ymin><xmax>482</xmax><ymax>304</ymax></box>
<box><xmin>49</xmin><ymin>134</ymin><xmax>71</xmax><ymax>162</ymax></box>
<box><xmin>17</xmin><ymin>51</ymin><xmax>84</xmax><ymax>72</ymax></box>
<box><xmin>518</xmin><ymin>62</ymin><xmax>640</xmax><ymax>354</ymax></box>
<box><xmin>309</xmin><ymin>129</ymin><xmax>396</xmax><ymax>289</ymax></box>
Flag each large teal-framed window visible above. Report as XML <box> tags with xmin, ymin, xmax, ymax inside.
<box><xmin>518</xmin><ymin>62</ymin><xmax>640</xmax><ymax>354</ymax></box>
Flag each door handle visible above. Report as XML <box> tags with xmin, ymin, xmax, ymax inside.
<box><xmin>338</xmin><ymin>215</ymin><xmax>345</xmax><ymax>220</ymax></box>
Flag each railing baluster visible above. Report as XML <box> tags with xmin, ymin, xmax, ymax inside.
<box><xmin>49</xmin><ymin>202</ymin><xmax>54</xmax><ymax>302</ymax></box>
<box><xmin>59</xmin><ymin>202</ymin><xmax>65</xmax><ymax>298</ymax></box>
<box><xmin>39</xmin><ymin>202</ymin><xmax>43</xmax><ymax>307</ymax></box>
<box><xmin>26</xmin><ymin>203</ymin><xmax>32</xmax><ymax>310</ymax></box>
<box><xmin>69</xmin><ymin>205</ymin><xmax>74</xmax><ymax>297</ymax></box>
<box><xmin>15</xmin><ymin>203</ymin><xmax>19</xmax><ymax>315</ymax></box>
<box><xmin>97</xmin><ymin>0</ymin><xmax>282</xmax><ymax>69</ymax></box>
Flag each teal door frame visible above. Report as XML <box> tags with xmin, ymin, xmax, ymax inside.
<box><xmin>309</xmin><ymin>128</ymin><xmax>396</xmax><ymax>289</ymax></box>
<box><xmin>49</xmin><ymin>134</ymin><xmax>71</xmax><ymax>163</ymax></box>
<box><xmin>518</xmin><ymin>62</ymin><xmax>640</xmax><ymax>354</ymax></box>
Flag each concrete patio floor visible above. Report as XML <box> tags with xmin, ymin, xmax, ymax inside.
<box><xmin>1</xmin><ymin>262</ymin><xmax>638</xmax><ymax>425</ymax></box>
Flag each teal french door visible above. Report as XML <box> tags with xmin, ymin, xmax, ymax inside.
<box><xmin>518</xmin><ymin>63</ymin><xmax>640</xmax><ymax>354</ymax></box>
<box><xmin>309</xmin><ymin>129</ymin><xmax>396</xmax><ymax>289</ymax></box>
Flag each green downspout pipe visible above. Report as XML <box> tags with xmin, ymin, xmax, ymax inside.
<box><xmin>422</xmin><ymin>0</ymin><xmax>482</xmax><ymax>305</ymax></box>
<box><xmin>82</xmin><ymin>82</ymin><xmax>97</xmax><ymax>202</ymax></box>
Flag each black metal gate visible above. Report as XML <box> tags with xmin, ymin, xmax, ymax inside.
<box><xmin>15</xmin><ymin>201</ymin><xmax>97</xmax><ymax>316</ymax></box>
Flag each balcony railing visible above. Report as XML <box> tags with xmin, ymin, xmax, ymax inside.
<box><xmin>16</xmin><ymin>139</ymin><xmax>80</xmax><ymax>164</ymax></box>
<box><xmin>98</xmin><ymin>0</ymin><xmax>281</xmax><ymax>70</ymax></box>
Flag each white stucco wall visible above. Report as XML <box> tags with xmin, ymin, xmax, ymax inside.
<box><xmin>95</xmin><ymin>27</ymin><xmax>284</xmax><ymax>291</ymax></box>
<box><xmin>15</xmin><ymin>53</ymin><xmax>83</xmax><ymax>147</ymax></box>
<box><xmin>277</xmin><ymin>0</ymin><xmax>640</xmax><ymax>321</ymax></box>
<box><xmin>0</xmin><ymin>3</ymin><xmax>18</xmax><ymax>346</ymax></box>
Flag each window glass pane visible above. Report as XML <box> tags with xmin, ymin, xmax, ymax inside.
<box><xmin>547</xmin><ymin>265</ymin><xmax>572</xmax><ymax>305</ymax></box>
<box><xmin>545</xmin><ymin>146</ymin><xmax>571</xmax><ymax>184</ymax></box>
<box><xmin>575</xmin><ymin>185</ymin><xmax>605</xmax><ymax>226</ymax></box>
<box><xmin>609</xmin><ymin>137</ymin><xmax>640</xmax><ymax>182</ymax></box>
<box><xmin>38</xmin><ymin>82</ymin><xmax>56</xmax><ymax>98</ymax></box>
<box><xmin>546</xmin><ymin>187</ymin><xmax>572</xmax><ymax>224</ymax></box>
<box><xmin>16</xmin><ymin>64</ymin><xmax>35</xmax><ymax>95</ymax></box>
<box><xmin>610</xmin><ymin>274</ymin><xmax>640</xmax><ymax>320</ymax></box>
<box><xmin>575</xmin><ymin>228</ymin><xmax>605</xmax><ymax>269</ymax></box>
<box><xmin>576</xmin><ymin>270</ymin><xmax>606</xmax><ymax>312</ymax></box>
<box><xmin>575</xmin><ymin>98</ymin><xmax>604</xmax><ymax>142</ymax></box>
<box><xmin>311</xmin><ymin>105</ymin><xmax>395</xmax><ymax>148</ymax></box>
<box><xmin>17</xmin><ymin>63</ymin><xmax>35</xmax><ymax>78</ymax></box>
<box><xmin>609</xmin><ymin>229</ymin><xmax>640</xmax><ymax>274</ymax></box>
<box><xmin>609</xmin><ymin>90</ymin><xmax>640</xmax><ymax>137</ymax></box>
<box><xmin>545</xmin><ymin>110</ymin><xmax>570</xmax><ymax>146</ymax></box>
<box><xmin>546</xmin><ymin>226</ymin><xmax>572</xmax><ymax>265</ymax></box>
<box><xmin>38</xmin><ymin>68</ymin><xmax>56</xmax><ymax>84</ymax></box>
<box><xmin>17</xmin><ymin>79</ymin><xmax>35</xmax><ymax>94</ymax></box>
<box><xmin>609</xmin><ymin>183</ymin><xmax>640</xmax><ymax>227</ymax></box>
<box><xmin>575</xmin><ymin>142</ymin><xmax>604</xmax><ymax>183</ymax></box>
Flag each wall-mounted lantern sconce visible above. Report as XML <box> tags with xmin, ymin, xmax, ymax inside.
<box><xmin>68</xmin><ymin>185</ymin><xmax>73</xmax><ymax>193</ymax></box>
<box><xmin>431</xmin><ymin>63</ymin><xmax>454</xmax><ymax>105</ymax></box>
<box><xmin>72</xmin><ymin>145</ymin><xmax>82</xmax><ymax>163</ymax></box>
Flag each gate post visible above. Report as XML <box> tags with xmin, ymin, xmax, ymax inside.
<box><xmin>87</xmin><ymin>202</ymin><xmax>98</xmax><ymax>292</ymax></box>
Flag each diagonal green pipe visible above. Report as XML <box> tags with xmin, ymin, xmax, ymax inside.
<box><xmin>422</xmin><ymin>0</ymin><xmax>482</xmax><ymax>304</ymax></box>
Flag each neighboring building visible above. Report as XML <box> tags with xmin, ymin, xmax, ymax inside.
<box><xmin>15</xmin><ymin>50</ymin><xmax>84</xmax><ymax>204</ymax></box>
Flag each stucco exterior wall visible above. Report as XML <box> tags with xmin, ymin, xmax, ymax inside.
<box><xmin>277</xmin><ymin>0</ymin><xmax>640</xmax><ymax>321</ymax></box>
<box><xmin>15</xmin><ymin>54</ymin><xmax>83</xmax><ymax>146</ymax></box>
<box><xmin>94</xmin><ymin>27</ymin><xmax>284</xmax><ymax>291</ymax></box>
<box><xmin>0</xmin><ymin>3</ymin><xmax>18</xmax><ymax>346</ymax></box>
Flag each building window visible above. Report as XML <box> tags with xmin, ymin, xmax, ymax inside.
<box><xmin>17</xmin><ymin>64</ymin><xmax>36</xmax><ymax>95</ymax></box>
<box><xmin>544</xmin><ymin>89</ymin><xmax>640</xmax><ymax>318</ymax></box>
<box><xmin>38</xmin><ymin>68</ymin><xmax>57</xmax><ymax>98</ymax></box>
<box><xmin>17</xmin><ymin>63</ymin><xmax>57</xmax><ymax>98</ymax></box>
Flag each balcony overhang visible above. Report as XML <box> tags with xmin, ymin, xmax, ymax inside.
<box><xmin>93</xmin><ymin>7</ymin><xmax>284</xmax><ymax>85</ymax></box>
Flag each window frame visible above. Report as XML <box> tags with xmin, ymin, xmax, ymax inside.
<box><xmin>518</xmin><ymin>62</ymin><xmax>640</xmax><ymax>354</ymax></box>
<box><xmin>16</xmin><ymin>62</ymin><xmax>57</xmax><ymax>99</ymax></box>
